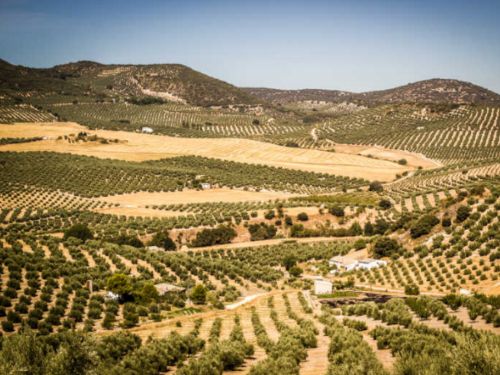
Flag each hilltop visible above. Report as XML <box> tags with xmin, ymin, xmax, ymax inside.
<box><xmin>0</xmin><ymin>59</ymin><xmax>262</xmax><ymax>106</ymax></box>
<box><xmin>243</xmin><ymin>78</ymin><xmax>500</xmax><ymax>105</ymax></box>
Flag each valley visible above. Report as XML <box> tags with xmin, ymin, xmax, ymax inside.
<box><xmin>1</xmin><ymin>58</ymin><xmax>500</xmax><ymax>375</ymax></box>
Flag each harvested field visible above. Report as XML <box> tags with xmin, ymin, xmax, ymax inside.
<box><xmin>0</xmin><ymin>122</ymin><xmax>413</xmax><ymax>180</ymax></box>
<box><xmin>95</xmin><ymin>189</ymin><xmax>300</xmax><ymax>206</ymax></box>
<box><xmin>333</xmin><ymin>143</ymin><xmax>440</xmax><ymax>169</ymax></box>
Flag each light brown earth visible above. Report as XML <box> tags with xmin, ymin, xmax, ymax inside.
<box><xmin>0</xmin><ymin>122</ymin><xmax>413</xmax><ymax>181</ymax></box>
<box><xmin>333</xmin><ymin>144</ymin><xmax>440</xmax><ymax>169</ymax></box>
<box><xmin>95</xmin><ymin>189</ymin><xmax>301</xmax><ymax>206</ymax></box>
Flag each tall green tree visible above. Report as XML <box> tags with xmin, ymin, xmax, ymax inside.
<box><xmin>107</xmin><ymin>274</ymin><xmax>132</xmax><ymax>298</ymax></box>
<box><xmin>190</xmin><ymin>284</ymin><xmax>207</xmax><ymax>305</ymax></box>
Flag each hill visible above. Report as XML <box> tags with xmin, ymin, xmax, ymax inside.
<box><xmin>243</xmin><ymin>79</ymin><xmax>500</xmax><ymax>105</ymax></box>
<box><xmin>0</xmin><ymin>59</ymin><xmax>263</xmax><ymax>106</ymax></box>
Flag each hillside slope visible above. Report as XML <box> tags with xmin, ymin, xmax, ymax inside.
<box><xmin>243</xmin><ymin>79</ymin><xmax>500</xmax><ymax>105</ymax></box>
<box><xmin>0</xmin><ymin>59</ymin><xmax>262</xmax><ymax>106</ymax></box>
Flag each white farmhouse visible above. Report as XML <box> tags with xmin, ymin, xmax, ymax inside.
<box><xmin>314</xmin><ymin>279</ymin><xmax>332</xmax><ymax>295</ymax></box>
<box><xmin>141</xmin><ymin>127</ymin><xmax>153</xmax><ymax>134</ymax></box>
<box><xmin>357</xmin><ymin>258</ymin><xmax>387</xmax><ymax>271</ymax></box>
<box><xmin>329</xmin><ymin>256</ymin><xmax>358</xmax><ymax>273</ymax></box>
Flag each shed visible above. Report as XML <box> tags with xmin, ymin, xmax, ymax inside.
<box><xmin>314</xmin><ymin>279</ymin><xmax>332</xmax><ymax>295</ymax></box>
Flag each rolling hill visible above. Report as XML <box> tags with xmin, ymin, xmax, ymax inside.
<box><xmin>0</xmin><ymin>59</ymin><xmax>263</xmax><ymax>106</ymax></box>
<box><xmin>243</xmin><ymin>79</ymin><xmax>500</xmax><ymax>105</ymax></box>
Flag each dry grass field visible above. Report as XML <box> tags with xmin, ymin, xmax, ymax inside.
<box><xmin>95</xmin><ymin>189</ymin><xmax>301</xmax><ymax>206</ymax></box>
<box><xmin>333</xmin><ymin>143</ymin><xmax>441</xmax><ymax>168</ymax></box>
<box><xmin>0</xmin><ymin>122</ymin><xmax>416</xmax><ymax>181</ymax></box>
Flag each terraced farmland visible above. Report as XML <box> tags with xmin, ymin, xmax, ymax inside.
<box><xmin>320</xmin><ymin>104</ymin><xmax>500</xmax><ymax>164</ymax></box>
<box><xmin>0</xmin><ymin>104</ymin><xmax>57</xmax><ymax>123</ymax></box>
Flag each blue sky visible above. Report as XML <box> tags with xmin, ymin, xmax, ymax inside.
<box><xmin>1</xmin><ymin>0</ymin><xmax>499</xmax><ymax>93</ymax></box>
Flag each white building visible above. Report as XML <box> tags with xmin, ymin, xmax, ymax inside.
<box><xmin>141</xmin><ymin>127</ymin><xmax>153</xmax><ymax>134</ymax></box>
<box><xmin>314</xmin><ymin>279</ymin><xmax>332</xmax><ymax>295</ymax></box>
<box><xmin>357</xmin><ymin>258</ymin><xmax>387</xmax><ymax>271</ymax></box>
<box><xmin>329</xmin><ymin>256</ymin><xmax>358</xmax><ymax>273</ymax></box>
<box><xmin>201</xmin><ymin>183</ymin><xmax>211</xmax><ymax>189</ymax></box>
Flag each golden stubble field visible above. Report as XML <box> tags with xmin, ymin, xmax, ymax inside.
<box><xmin>0</xmin><ymin>122</ymin><xmax>426</xmax><ymax>181</ymax></box>
<box><xmin>93</xmin><ymin>189</ymin><xmax>302</xmax><ymax>218</ymax></box>
<box><xmin>95</xmin><ymin>189</ymin><xmax>300</xmax><ymax>206</ymax></box>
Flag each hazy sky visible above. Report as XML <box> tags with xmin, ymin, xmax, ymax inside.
<box><xmin>1</xmin><ymin>0</ymin><xmax>499</xmax><ymax>93</ymax></box>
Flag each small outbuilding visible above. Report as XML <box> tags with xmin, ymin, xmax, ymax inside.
<box><xmin>314</xmin><ymin>279</ymin><xmax>332</xmax><ymax>295</ymax></box>
<box><xmin>141</xmin><ymin>127</ymin><xmax>153</xmax><ymax>134</ymax></box>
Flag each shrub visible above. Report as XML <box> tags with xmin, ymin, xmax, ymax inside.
<box><xmin>249</xmin><ymin>223</ymin><xmax>277</xmax><ymax>241</ymax></box>
<box><xmin>372</xmin><ymin>237</ymin><xmax>399</xmax><ymax>259</ymax></box>
<box><xmin>379</xmin><ymin>199</ymin><xmax>392</xmax><ymax>210</ymax></box>
<box><xmin>63</xmin><ymin>223</ymin><xmax>93</xmax><ymax>241</ymax></box>
<box><xmin>329</xmin><ymin>205</ymin><xmax>345</xmax><ymax>217</ymax></box>
<box><xmin>442</xmin><ymin>217</ymin><xmax>452</xmax><ymax>227</ymax></box>
<box><xmin>348</xmin><ymin>222</ymin><xmax>363</xmax><ymax>236</ymax></box>
<box><xmin>148</xmin><ymin>230</ymin><xmax>176</xmax><ymax>251</ymax></box>
<box><xmin>190</xmin><ymin>284</ymin><xmax>207</xmax><ymax>304</ymax></box>
<box><xmin>191</xmin><ymin>225</ymin><xmax>237</xmax><ymax>247</ymax></box>
<box><xmin>373</xmin><ymin>219</ymin><xmax>389</xmax><ymax>235</ymax></box>
<box><xmin>2</xmin><ymin>320</ymin><xmax>14</xmax><ymax>332</ymax></box>
<box><xmin>456</xmin><ymin>206</ymin><xmax>472</xmax><ymax>223</ymax></box>
<box><xmin>106</xmin><ymin>273</ymin><xmax>132</xmax><ymax>298</ymax></box>
<box><xmin>405</xmin><ymin>284</ymin><xmax>420</xmax><ymax>295</ymax></box>
<box><xmin>410</xmin><ymin>215</ymin><xmax>439</xmax><ymax>238</ymax></box>
<box><xmin>353</xmin><ymin>239</ymin><xmax>366</xmax><ymax>250</ymax></box>
<box><xmin>364</xmin><ymin>222</ymin><xmax>374</xmax><ymax>236</ymax></box>
<box><xmin>289</xmin><ymin>266</ymin><xmax>303</xmax><ymax>277</ymax></box>
<box><xmin>264</xmin><ymin>210</ymin><xmax>275</xmax><ymax>220</ymax></box>
<box><xmin>369</xmin><ymin>181</ymin><xmax>384</xmax><ymax>192</ymax></box>
<box><xmin>297</xmin><ymin>212</ymin><xmax>309</xmax><ymax>221</ymax></box>
<box><xmin>280</xmin><ymin>256</ymin><xmax>301</xmax><ymax>276</ymax></box>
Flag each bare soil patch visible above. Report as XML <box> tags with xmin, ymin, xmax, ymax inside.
<box><xmin>333</xmin><ymin>144</ymin><xmax>439</xmax><ymax>169</ymax></box>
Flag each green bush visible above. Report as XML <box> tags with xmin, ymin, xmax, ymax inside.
<box><xmin>456</xmin><ymin>205</ymin><xmax>472</xmax><ymax>223</ymax></box>
<box><xmin>190</xmin><ymin>284</ymin><xmax>207</xmax><ymax>304</ymax></box>
<box><xmin>63</xmin><ymin>223</ymin><xmax>93</xmax><ymax>241</ymax></box>
<box><xmin>297</xmin><ymin>212</ymin><xmax>309</xmax><ymax>221</ymax></box>
<box><xmin>372</xmin><ymin>237</ymin><xmax>399</xmax><ymax>259</ymax></box>
<box><xmin>410</xmin><ymin>215</ymin><xmax>439</xmax><ymax>238</ymax></box>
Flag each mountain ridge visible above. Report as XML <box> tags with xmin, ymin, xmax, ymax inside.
<box><xmin>0</xmin><ymin>59</ymin><xmax>263</xmax><ymax>106</ymax></box>
<box><xmin>242</xmin><ymin>78</ymin><xmax>500</xmax><ymax>105</ymax></box>
<box><xmin>2</xmin><ymin>59</ymin><xmax>499</xmax><ymax>107</ymax></box>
